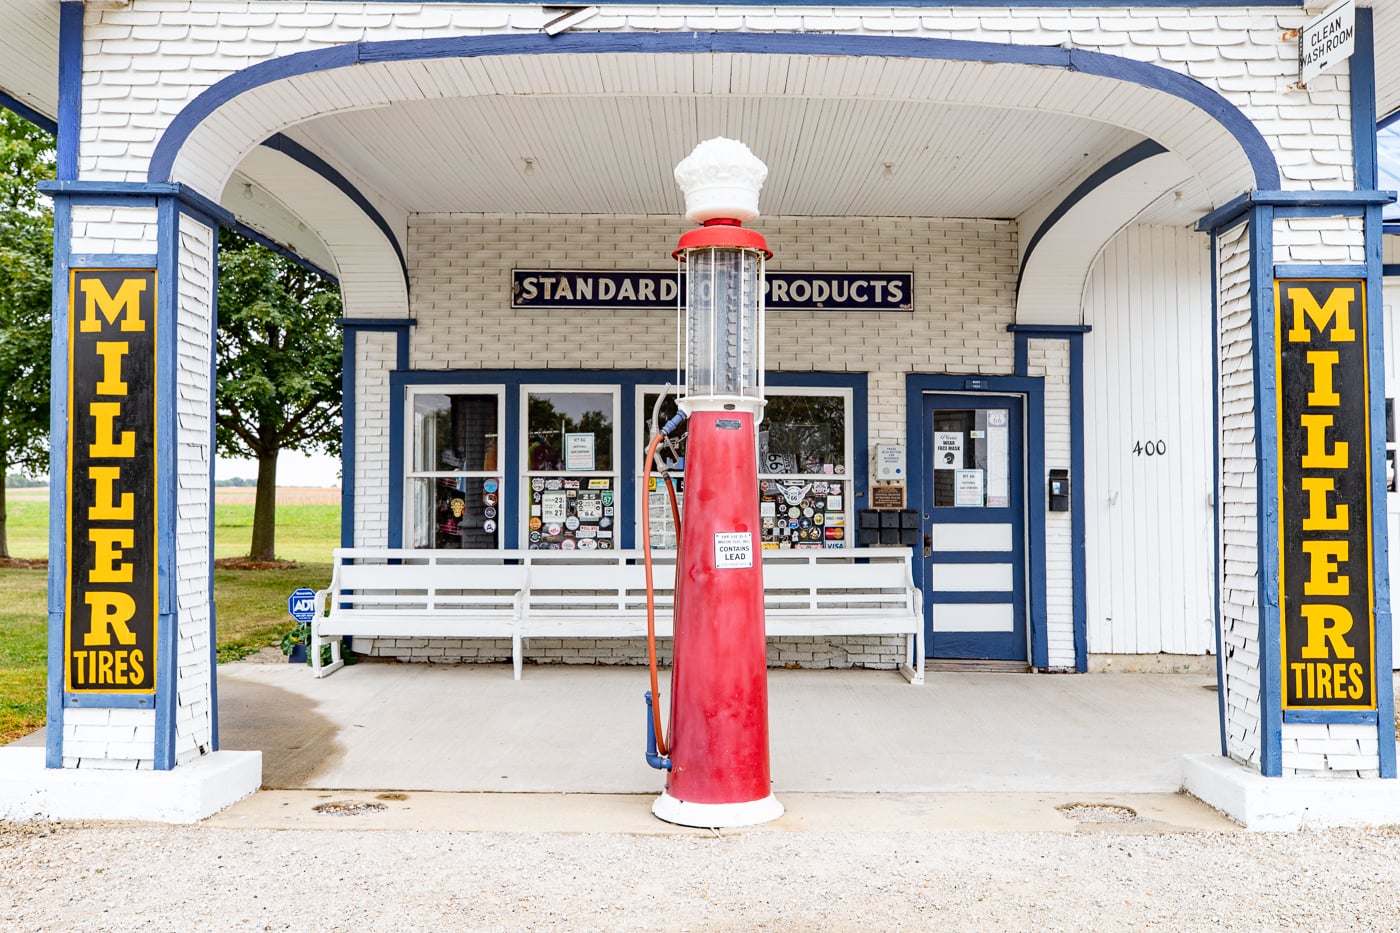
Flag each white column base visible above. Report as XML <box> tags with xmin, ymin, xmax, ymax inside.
<box><xmin>0</xmin><ymin>747</ymin><xmax>262</xmax><ymax>824</ymax></box>
<box><xmin>1183</xmin><ymin>753</ymin><xmax>1400</xmax><ymax>831</ymax></box>
<box><xmin>652</xmin><ymin>791</ymin><xmax>783</xmax><ymax>828</ymax></box>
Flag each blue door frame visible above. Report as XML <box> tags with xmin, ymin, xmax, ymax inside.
<box><xmin>906</xmin><ymin>374</ymin><xmax>1049</xmax><ymax>667</ymax></box>
<box><xmin>922</xmin><ymin>392</ymin><xmax>1027</xmax><ymax>660</ymax></box>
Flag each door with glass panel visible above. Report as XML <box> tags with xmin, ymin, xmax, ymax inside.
<box><xmin>922</xmin><ymin>394</ymin><xmax>1027</xmax><ymax>661</ymax></box>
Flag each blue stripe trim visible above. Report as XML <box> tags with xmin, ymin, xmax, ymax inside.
<box><xmin>40</xmin><ymin>181</ymin><xmax>235</xmax><ymax>227</ymax></box>
<box><xmin>1353</xmin><ymin>8</ymin><xmax>1378</xmax><ymax>192</ymax></box>
<box><xmin>0</xmin><ymin>91</ymin><xmax>57</xmax><ymax>135</ymax></box>
<box><xmin>1200</xmin><ymin>190</ymin><xmax>1397</xmax><ymax>232</ymax></box>
<box><xmin>1381</xmin><ymin>109</ymin><xmax>1400</xmax><ymax>132</ymax></box>
<box><xmin>1387</xmin><ymin>264</ymin><xmax>1400</xmax><ymax>278</ymax></box>
<box><xmin>1026</xmin><ymin>377</ymin><xmax>1048</xmax><ymax>667</ymax></box>
<box><xmin>153</xmin><ymin>198</ymin><xmax>180</xmax><ymax>771</ymax></box>
<box><xmin>1365</xmin><ymin>202</ymin><xmax>1397</xmax><ymax>778</ymax></box>
<box><xmin>1068</xmin><ymin>334</ymin><xmax>1088</xmax><ymax>673</ymax></box>
<box><xmin>926</xmin><ymin>551</ymin><xmax>1015</xmax><ymax>564</ymax></box>
<box><xmin>1274</xmin><ymin>263</ymin><xmax>1366</xmax><ymax>279</ymax></box>
<box><xmin>928</xmin><ymin>592</ymin><xmax>1016</xmax><ymax>605</ymax></box>
<box><xmin>340</xmin><ymin>329</ymin><xmax>356</xmax><ymax>549</ymax></box>
<box><xmin>1018</xmin><ymin>140</ymin><xmax>1168</xmax><ymax>286</ymax></box>
<box><xmin>339</xmin><ymin>318</ymin><xmax>417</xmax><ymax>328</ymax></box>
<box><xmin>1210</xmin><ymin>230</ymin><xmax>1228</xmax><ymax>758</ymax></box>
<box><xmin>207</xmin><ymin>227</ymin><xmax>220</xmax><ymax>752</ymax></box>
<box><xmin>44</xmin><ymin>199</ymin><xmax>71</xmax><ymax>769</ymax></box>
<box><xmin>1249</xmin><ymin>204</ymin><xmax>1283</xmax><ymax>777</ymax></box>
<box><xmin>69</xmin><ymin>254</ymin><xmax>159</xmax><ymax>268</ymax></box>
<box><xmin>1284</xmin><ymin>710</ymin><xmax>1379</xmax><ymax>725</ymax></box>
<box><xmin>259</xmin><ymin>133</ymin><xmax>406</xmax><ymax>291</ymax></box>
<box><xmin>56</xmin><ymin>2</ymin><xmax>81</xmax><ymax>181</ymax></box>
<box><xmin>147</xmin><ymin>32</ymin><xmax>1279</xmax><ymax>199</ymax></box>
<box><xmin>1006</xmin><ymin>324</ymin><xmax>1092</xmax><ymax>333</ymax></box>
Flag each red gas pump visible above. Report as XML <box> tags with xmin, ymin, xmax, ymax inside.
<box><xmin>645</xmin><ymin>139</ymin><xmax>782</xmax><ymax>828</ymax></box>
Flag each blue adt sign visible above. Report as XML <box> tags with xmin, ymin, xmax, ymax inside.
<box><xmin>287</xmin><ymin>587</ymin><xmax>317</xmax><ymax>623</ymax></box>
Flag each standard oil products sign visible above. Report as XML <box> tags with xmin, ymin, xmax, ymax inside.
<box><xmin>1275</xmin><ymin>279</ymin><xmax>1375</xmax><ymax>711</ymax></box>
<box><xmin>512</xmin><ymin>270</ymin><xmax>913</xmax><ymax>312</ymax></box>
<box><xmin>65</xmin><ymin>269</ymin><xmax>158</xmax><ymax>695</ymax></box>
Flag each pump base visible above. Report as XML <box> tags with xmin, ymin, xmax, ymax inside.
<box><xmin>652</xmin><ymin>792</ymin><xmax>784</xmax><ymax>828</ymax></box>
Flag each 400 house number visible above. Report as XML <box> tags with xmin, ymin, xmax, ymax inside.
<box><xmin>1133</xmin><ymin>440</ymin><xmax>1167</xmax><ymax>457</ymax></box>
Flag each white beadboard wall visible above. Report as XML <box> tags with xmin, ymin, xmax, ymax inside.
<box><xmin>1082</xmin><ymin>224</ymin><xmax>1215</xmax><ymax>656</ymax></box>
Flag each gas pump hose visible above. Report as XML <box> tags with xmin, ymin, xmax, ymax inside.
<box><xmin>642</xmin><ymin>425</ymin><xmax>686</xmax><ymax>759</ymax></box>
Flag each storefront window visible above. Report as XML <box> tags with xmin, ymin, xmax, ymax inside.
<box><xmin>524</xmin><ymin>387</ymin><xmax>618</xmax><ymax>550</ymax></box>
<box><xmin>637</xmin><ymin>387</ymin><xmax>853</xmax><ymax>550</ymax></box>
<box><xmin>640</xmin><ymin>390</ymin><xmax>687</xmax><ymax>549</ymax></box>
<box><xmin>759</xmin><ymin>392</ymin><xmax>851</xmax><ymax>549</ymax></box>
<box><xmin>405</xmin><ymin>390</ymin><xmax>503</xmax><ymax>549</ymax></box>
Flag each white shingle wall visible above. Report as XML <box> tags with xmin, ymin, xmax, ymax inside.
<box><xmin>1281</xmin><ymin>722</ymin><xmax>1380</xmax><ymax>776</ymax></box>
<box><xmin>1027</xmin><ymin>338</ymin><xmax>1075</xmax><ymax>670</ymax></box>
<box><xmin>1216</xmin><ymin>220</ymin><xmax>1261</xmax><ymax>770</ymax></box>
<box><xmin>174</xmin><ymin>215</ymin><xmax>216</xmax><ymax>765</ymax></box>
<box><xmin>70</xmin><ymin>205</ymin><xmax>158</xmax><ymax>256</ymax></box>
<box><xmin>354</xmin><ymin>330</ymin><xmax>394</xmax><ymax>547</ymax></box>
<box><xmin>82</xmin><ymin>4</ymin><xmax>1349</xmax><ymax>191</ymax></box>
<box><xmin>1273</xmin><ymin>216</ymin><xmax>1366</xmax><ymax>265</ymax></box>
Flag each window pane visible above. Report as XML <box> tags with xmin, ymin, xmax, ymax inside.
<box><xmin>413</xmin><ymin>393</ymin><xmax>499</xmax><ymax>473</ymax></box>
<box><xmin>759</xmin><ymin>395</ymin><xmax>846</xmax><ymax>475</ymax></box>
<box><xmin>527</xmin><ymin>477</ymin><xmax>615</xmax><ymax>550</ymax></box>
<box><xmin>641</xmin><ymin>392</ymin><xmax>688</xmax><ymax>464</ymax></box>
<box><xmin>932</xmin><ymin>409</ymin><xmax>1010</xmax><ymax>508</ymax></box>
<box><xmin>409</xmin><ymin>476</ymin><xmax>502</xmax><ymax>549</ymax></box>
<box><xmin>760</xmin><ymin>479</ymin><xmax>848</xmax><ymax>549</ymax></box>
<box><xmin>527</xmin><ymin>391</ymin><xmax>613</xmax><ymax>471</ymax></box>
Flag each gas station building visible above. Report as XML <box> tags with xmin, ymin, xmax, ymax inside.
<box><xmin>3</xmin><ymin>0</ymin><xmax>1400</xmax><ymax>826</ymax></box>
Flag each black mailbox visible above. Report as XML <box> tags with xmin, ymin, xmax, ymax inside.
<box><xmin>1049</xmin><ymin>468</ymin><xmax>1070</xmax><ymax>512</ymax></box>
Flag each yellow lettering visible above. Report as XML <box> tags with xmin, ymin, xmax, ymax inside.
<box><xmin>1300</xmin><ymin>477</ymin><xmax>1349</xmax><ymax>531</ymax></box>
<box><xmin>1304</xmin><ymin>350</ymin><xmax>1341</xmax><ymax>407</ymax></box>
<box><xmin>88</xmin><ymin>402</ymin><xmax>134</xmax><ymax>458</ymax></box>
<box><xmin>1299</xmin><ymin>604</ymin><xmax>1356</xmax><ymax>659</ymax></box>
<box><xmin>93</xmin><ymin>341</ymin><xmax>130</xmax><ymax>395</ymax></box>
<box><xmin>78</xmin><ymin>277</ymin><xmax>147</xmax><ymax>334</ymax></box>
<box><xmin>88</xmin><ymin>466</ymin><xmax>134</xmax><ymax>521</ymax></box>
<box><xmin>82</xmin><ymin>591</ymin><xmax>138</xmax><ymax>646</ymax></box>
<box><xmin>127</xmin><ymin>649</ymin><xmax>145</xmax><ymax>685</ymax></box>
<box><xmin>1348</xmin><ymin>662</ymin><xmax>1364</xmax><ymax>700</ymax></box>
<box><xmin>1287</xmin><ymin>286</ymin><xmax>1356</xmax><ymax>342</ymax></box>
<box><xmin>1317</xmin><ymin>662</ymin><xmax>1333</xmax><ymax>698</ymax></box>
<box><xmin>1301</xmin><ymin>540</ymin><xmax>1349</xmax><ymax>596</ymax></box>
<box><xmin>88</xmin><ymin>528</ymin><xmax>134</xmax><ymax>583</ymax></box>
<box><xmin>1299</xmin><ymin>414</ymin><xmax>1348</xmax><ymax>469</ymax></box>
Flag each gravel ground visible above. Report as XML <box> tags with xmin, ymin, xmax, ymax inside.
<box><xmin>4</xmin><ymin>821</ymin><xmax>1400</xmax><ymax>931</ymax></box>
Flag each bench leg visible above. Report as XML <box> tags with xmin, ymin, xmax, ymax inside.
<box><xmin>899</xmin><ymin>630</ymin><xmax>925</xmax><ymax>686</ymax></box>
<box><xmin>312</xmin><ymin>627</ymin><xmax>344</xmax><ymax>678</ymax></box>
<box><xmin>513</xmin><ymin>632</ymin><xmax>523</xmax><ymax>681</ymax></box>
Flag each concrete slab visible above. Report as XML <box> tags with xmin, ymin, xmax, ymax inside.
<box><xmin>208</xmin><ymin>788</ymin><xmax>1240</xmax><ymax>835</ymax></box>
<box><xmin>216</xmin><ymin>662</ymin><xmax>1221</xmax><ymax>794</ymax></box>
<box><xmin>1183</xmin><ymin>753</ymin><xmax>1400</xmax><ymax>830</ymax></box>
<box><xmin>0</xmin><ymin>746</ymin><xmax>261</xmax><ymax>823</ymax></box>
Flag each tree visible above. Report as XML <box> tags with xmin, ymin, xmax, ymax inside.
<box><xmin>216</xmin><ymin>229</ymin><xmax>342</xmax><ymax>561</ymax></box>
<box><xmin>0</xmin><ymin>112</ymin><xmax>54</xmax><ymax>560</ymax></box>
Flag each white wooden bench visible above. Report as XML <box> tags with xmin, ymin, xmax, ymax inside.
<box><xmin>311</xmin><ymin>549</ymin><xmax>528</xmax><ymax>678</ymax></box>
<box><xmin>313</xmin><ymin>547</ymin><xmax>923</xmax><ymax>684</ymax></box>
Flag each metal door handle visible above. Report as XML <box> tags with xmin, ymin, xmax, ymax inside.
<box><xmin>923</xmin><ymin>532</ymin><xmax>932</xmax><ymax>559</ymax></box>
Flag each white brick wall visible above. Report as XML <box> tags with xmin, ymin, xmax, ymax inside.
<box><xmin>1216</xmin><ymin>220</ymin><xmax>1261</xmax><ymax>770</ymax></box>
<box><xmin>174</xmin><ymin>215</ymin><xmax>216</xmax><ymax>765</ymax></box>
<box><xmin>1027</xmin><ymin>338</ymin><xmax>1075</xmax><ymax>669</ymax></box>
<box><xmin>1273</xmin><ymin>215</ymin><xmax>1366</xmax><ymax>265</ymax></box>
<box><xmin>353</xmin><ymin>329</ymin><xmax>395</xmax><ymax>547</ymax></box>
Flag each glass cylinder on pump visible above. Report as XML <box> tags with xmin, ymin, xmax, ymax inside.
<box><xmin>682</xmin><ymin>242</ymin><xmax>764</xmax><ymax>410</ymax></box>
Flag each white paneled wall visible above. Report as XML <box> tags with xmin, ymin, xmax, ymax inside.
<box><xmin>1083</xmin><ymin>225</ymin><xmax>1215</xmax><ymax>655</ymax></box>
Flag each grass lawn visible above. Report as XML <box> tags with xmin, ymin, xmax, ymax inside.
<box><xmin>0</xmin><ymin>486</ymin><xmax>339</xmax><ymax>745</ymax></box>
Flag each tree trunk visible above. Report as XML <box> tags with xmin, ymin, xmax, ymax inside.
<box><xmin>0</xmin><ymin>466</ymin><xmax>9</xmax><ymax>561</ymax></box>
<box><xmin>250</xmin><ymin>451</ymin><xmax>278</xmax><ymax>561</ymax></box>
